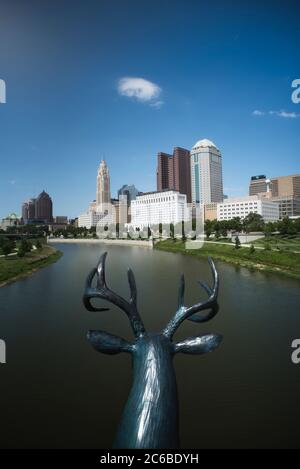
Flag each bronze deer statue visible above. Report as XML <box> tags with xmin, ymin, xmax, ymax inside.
<box><xmin>83</xmin><ymin>252</ymin><xmax>222</xmax><ymax>449</ymax></box>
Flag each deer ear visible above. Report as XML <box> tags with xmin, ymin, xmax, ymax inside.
<box><xmin>87</xmin><ymin>330</ymin><xmax>134</xmax><ymax>355</ymax></box>
<box><xmin>173</xmin><ymin>334</ymin><xmax>222</xmax><ymax>355</ymax></box>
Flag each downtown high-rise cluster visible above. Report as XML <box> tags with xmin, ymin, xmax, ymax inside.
<box><xmin>78</xmin><ymin>136</ymin><xmax>300</xmax><ymax>231</ymax></box>
<box><xmin>78</xmin><ymin>138</ymin><xmax>225</xmax><ymax>229</ymax></box>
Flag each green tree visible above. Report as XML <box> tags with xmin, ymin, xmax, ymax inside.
<box><xmin>220</xmin><ymin>221</ymin><xmax>228</xmax><ymax>238</ymax></box>
<box><xmin>2</xmin><ymin>242</ymin><xmax>13</xmax><ymax>256</ymax></box>
<box><xmin>1</xmin><ymin>239</ymin><xmax>15</xmax><ymax>256</ymax></box>
<box><xmin>278</xmin><ymin>217</ymin><xmax>292</xmax><ymax>235</ymax></box>
<box><xmin>243</xmin><ymin>212</ymin><xmax>265</xmax><ymax>232</ymax></box>
<box><xmin>287</xmin><ymin>223</ymin><xmax>297</xmax><ymax>236</ymax></box>
<box><xmin>17</xmin><ymin>247</ymin><xmax>26</xmax><ymax>257</ymax></box>
<box><xmin>36</xmin><ymin>240</ymin><xmax>42</xmax><ymax>249</ymax></box>
<box><xmin>0</xmin><ymin>237</ymin><xmax>6</xmax><ymax>247</ymax></box>
<box><xmin>181</xmin><ymin>221</ymin><xmax>186</xmax><ymax>241</ymax></box>
<box><xmin>249</xmin><ymin>244</ymin><xmax>255</xmax><ymax>254</ymax></box>
<box><xmin>229</xmin><ymin>217</ymin><xmax>242</xmax><ymax>233</ymax></box>
<box><xmin>235</xmin><ymin>236</ymin><xmax>241</xmax><ymax>249</ymax></box>
<box><xmin>204</xmin><ymin>220</ymin><xmax>213</xmax><ymax>239</ymax></box>
<box><xmin>264</xmin><ymin>222</ymin><xmax>275</xmax><ymax>238</ymax></box>
<box><xmin>20</xmin><ymin>239</ymin><xmax>32</xmax><ymax>253</ymax></box>
<box><xmin>170</xmin><ymin>223</ymin><xmax>174</xmax><ymax>239</ymax></box>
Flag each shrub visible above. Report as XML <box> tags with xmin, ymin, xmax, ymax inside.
<box><xmin>20</xmin><ymin>239</ymin><xmax>32</xmax><ymax>253</ymax></box>
<box><xmin>17</xmin><ymin>247</ymin><xmax>26</xmax><ymax>258</ymax></box>
<box><xmin>36</xmin><ymin>240</ymin><xmax>42</xmax><ymax>249</ymax></box>
<box><xmin>249</xmin><ymin>244</ymin><xmax>255</xmax><ymax>254</ymax></box>
<box><xmin>2</xmin><ymin>243</ymin><xmax>13</xmax><ymax>256</ymax></box>
<box><xmin>0</xmin><ymin>237</ymin><xmax>9</xmax><ymax>248</ymax></box>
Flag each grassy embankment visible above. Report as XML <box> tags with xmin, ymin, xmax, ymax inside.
<box><xmin>0</xmin><ymin>243</ymin><xmax>62</xmax><ymax>287</ymax></box>
<box><xmin>155</xmin><ymin>238</ymin><xmax>300</xmax><ymax>280</ymax></box>
<box><xmin>252</xmin><ymin>234</ymin><xmax>300</xmax><ymax>252</ymax></box>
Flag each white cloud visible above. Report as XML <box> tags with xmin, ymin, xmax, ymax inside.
<box><xmin>253</xmin><ymin>109</ymin><xmax>300</xmax><ymax>118</ymax></box>
<box><xmin>253</xmin><ymin>110</ymin><xmax>265</xmax><ymax>116</ymax></box>
<box><xmin>269</xmin><ymin>110</ymin><xmax>299</xmax><ymax>118</ymax></box>
<box><xmin>118</xmin><ymin>77</ymin><xmax>163</xmax><ymax>107</ymax></box>
<box><xmin>150</xmin><ymin>100</ymin><xmax>164</xmax><ymax>109</ymax></box>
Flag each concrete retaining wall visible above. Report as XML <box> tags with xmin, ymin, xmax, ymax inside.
<box><xmin>48</xmin><ymin>238</ymin><xmax>153</xmax><ymax>248</ymax></box>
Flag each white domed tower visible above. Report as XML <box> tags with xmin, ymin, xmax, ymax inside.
<box><xmin>190</xmin><ymin>139</ymin><xmax>223</xmax><ymax>205</ymax></box>
<box><xmin>96</xmin><ymin>160</ymin><xmax>111</xmax><ymax>208</ymax></box>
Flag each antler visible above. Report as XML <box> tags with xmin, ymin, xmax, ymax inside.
<box><xmin>163</xmin><ymin>257</ymin><xmax>219</xmax><ymax>339</ymax></box>
<box><xmin>83</xmin><ymin>252</ymin><xmax>146</xmax><ymax>338</ymax></box>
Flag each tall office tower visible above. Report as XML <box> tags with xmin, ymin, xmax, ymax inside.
<box><xmin>156</xmin><ymin>147</ymin><xmax>191</xmax><ymax>202</ymax></box>
<box><xmin>28</xmin><ymin>198</ymin><xmax>36</xmax><ymax>221</ymax></box>
<box><xmin>96</xmin><ymin>160</ymin><xmax>111</xmax><ymax>207</ymax></box>
<box><xmin>21</xmin><ymin>198</ymin><xmax>36</xmax><ymax>224</ymax></box>
<box><xmin>190</xmin><ymin>139</ymin><xmax>223</xmax><ymax>204</ymax></box>
<box><xmin>35</xmin><ymin>191</ymin><xmax>53</xmax><ymax>223</ymax></box>
<box><xmin>270</xmin><ymin>173</ymin><xmax>300</xmax><ymax>197</ymax></box>
<box><xmin>21</xmin><ymin>202</ymin><xmax>29</xmax><ymax>223</ymax></box>
<box><xmin>249</xmin><ymin>175</ymin><xmax>268</xmax><ymax>196</ymax></box>
<box><xmin>157</xmin><ymin>151</ymin><xmax>173</xmax><ymax>191</ymax></box>
<box><xmin>173</xmin><ymin>147</ymin><xmax>191</xmax><ymax>203</ymax></box>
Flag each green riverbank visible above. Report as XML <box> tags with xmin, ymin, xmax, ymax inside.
<box><xmin>0</xmin><ymin>245</ymin><xmax>62</xmax><ymax>287</ymax></box>
<box><xmin>155</xmin><ymin>239</ymin><xmax>300</xmax><ymax>280</ymax></box>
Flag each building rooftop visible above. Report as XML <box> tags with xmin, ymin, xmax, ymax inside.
<box><xmin>271</xmin><ymin>173</ymin><xmax>300</xmax><ymax>179</ymax></box>
<box><xmin>251</xmin><ymin>175</ymin><xmax>266</xmax><ymax>181</ymax></box>
<box><xmin>5</xmin><ymin>213</ymin><xmax>19</xmax><ymax>219</ymax></box>
<box><xmin>137</xmin><ymin>189</ymin><xmax>180</xmax><ymax>197</ymax></box>
<box><xmin>192</xmin><ymin>138</ymin><xmax>218</xmax><ymax>150</ymax></box>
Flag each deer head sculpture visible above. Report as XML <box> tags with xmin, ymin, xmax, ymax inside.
<box><xmin>83</xmin><ymin>252</ymin><xmax>222</xmax><ymax>449</ymax></box>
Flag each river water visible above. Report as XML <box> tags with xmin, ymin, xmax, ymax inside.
<box><xmin>0</xmin><ymin>243</ymin><xmax>299</xmax><ymax>448</ymax></box>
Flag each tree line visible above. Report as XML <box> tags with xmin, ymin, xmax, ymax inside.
<box><xmin>204</xmin><ymin>213</ymin><xmax>300</xmax><ymax>239</ymax></box>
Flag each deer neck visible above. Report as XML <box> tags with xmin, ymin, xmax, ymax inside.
<box><xmin>113</xmin><ymin>334</ymin><xmax>179</xmax><ymax>449</ymax></box>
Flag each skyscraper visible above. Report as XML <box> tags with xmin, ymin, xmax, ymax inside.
<box><xmin>21</xmin><ymin>202</ymin><xmax>29</xmax><ymax>223</ymax></box>
<box><xmin>96</xmin><ymin>160</ymin><xmax>111</xmax><ymax>208</ymax></box>
<box><xmin>79</xmin><ymin>160</ymin><xmax>112</xmax><ymax>228</ymax></box>
<box><xmin>190</xmin><ymin>139</ymin><xmax>223</xmax><ymax>204</ymax></box>
<box><xmin>35</xmin><ymin>191</ymin><xmax>53</xmax><ymax>223</ymax></box>
<box><xmin>249</xmin><ymin>175</ymin><xmax>268</xmax><ymax>196</ymax></box>
<box><xmin>270</xmin><ymin>173</ymin><xmax>300</xmax><ymax>197</ymax></box>
<box><xmin>157</xmin><ymin>151</ymin><xmax>173</xmax><ymax>191</ymax></box>
<box><xmin>28</xmin><ymin>198</ymin><xmax>36</xmax><ymax>220</ymax></box>
<box><xmin>156</xmin><ymin>147</ymin><xmax>191</xmax><ymax>202</ymax></box>
<box><xmin>21</xmin><ymin>198</ymin><xmax>36</xmax><ymax>224</ymax></box>
<box><xmin>117</xmin><ymin>184</ymin><xmax>140</xmax><ymax>205</ymax></box>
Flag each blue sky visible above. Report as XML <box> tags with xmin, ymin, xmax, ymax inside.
<box><xmin>0</xmin><ymin>0</ymin><xmax>299</xmax><ymax>218</ymax></box>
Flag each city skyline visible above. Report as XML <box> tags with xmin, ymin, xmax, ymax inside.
<box><xmin>4</xmin><ymin>142</ymin><xmax>300</xmax><ymax>223</ymax></box>
<box><xmin>0</xmin><ymin>0</ymin><xmax>299</xmax><ymax>219</ymax></box>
